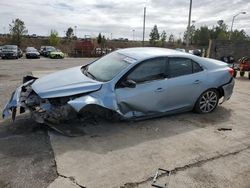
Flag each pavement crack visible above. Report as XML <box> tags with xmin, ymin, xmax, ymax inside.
<box><xmin>58</xmin><ymin>174</ymin><xmax>86</xmax><ymax>188</ymax></box>
<box><xmin>121</xmin><ymin>146</ymin><xmax>250</xmax><ymax>188</ymax></box>
<box><xmin>48</xmin><ymin>132</ymin><xmax>86</xmax><ymax>188</ymax></box>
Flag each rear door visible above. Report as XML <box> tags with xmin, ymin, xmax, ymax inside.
<box><xmin>162</xmin><ymin>57</ymin><xmax>206</xmax><ymax>110</ymax></box>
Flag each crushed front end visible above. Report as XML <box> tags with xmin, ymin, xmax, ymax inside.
<box><xmin>2</xmin><ymin>78</ymin><xmax>76</xmax><ymax>124</ymax></box>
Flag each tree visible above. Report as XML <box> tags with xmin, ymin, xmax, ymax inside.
<box><xmin>210</xmin><ymin>20</ymin><xmax>228</xmax><ymax>40</ymax></box>
<box><xmin>9</xmin><ymin>18</ymin><xmax>28</xmax><ymax>46</ymax></box>
<box><xmin>231</xmin><ymin>29</ymin><xmax>249</xmax><ymax>41</ymax></box>
<box><xmin>97</xmin><ymin>33</ymin><xmax>106</xmax><ymax>49</ymax></box>
<box><xmin>168</xmin><ymin>34</ymin><xmax>174</xmax><ymax>43</ymax></box>
<box><xmin>183</xmin><ymin>24</ymin><xmax>195</xmax><ymax>44</ymax></box>
<box><xmin>101</xmin><ymin>35</ymin><xmax>106</xmax><ymax>48</ymax></box>
<box><xmin>49</xmin><ymin>30</ymin><xmax>60</xmax><ymax>46</ymax></box>
<box><xmin>149</xmin><ymin>25</ymin><xmax>160</xmax><ymax>46</ymax></box>
<box><xmin>160</xmin><ymin>30</ymin><xmax>167</xmax><ymax>47</ymax></box>
<box><xmin>193</xmin><ymin>26</ymin><xmax>210</xmax><ymax>46</ymax></box>
<box><xmin>66</xmin><ymin>27</ymin><xmax>74</xmax><ymax>39</ymax></box>
<box><xmin>97</xmin><ymin>33</ymin><xmax>102</xmax><ymax>45</ymax></box>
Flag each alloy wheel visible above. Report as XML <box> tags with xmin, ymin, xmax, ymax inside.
<box><xmin>199</xmin><ymin>90</ymin><xmax>218</xmax><ymax>113</ymax></box>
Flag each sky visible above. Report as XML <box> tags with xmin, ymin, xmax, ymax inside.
<box><xmin>0</xmin><ymin>0</ymin><xmax>249</xmax><ymax>40</ymax></box>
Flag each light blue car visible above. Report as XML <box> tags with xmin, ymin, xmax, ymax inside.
<box><xmin>2</xmin><ymin>47</ymin><xmax>235</xmax><ymax>124</ymax></box>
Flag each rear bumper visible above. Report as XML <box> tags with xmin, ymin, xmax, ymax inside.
<box><xmin>221</xmin><ymin>78</ymin><xmax>235</xmax><ymax>103</ymax></box>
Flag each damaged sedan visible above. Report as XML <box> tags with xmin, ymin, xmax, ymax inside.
<box><xmin>2</xmin><ymin>47</ymin><xmax>235</xmax><ymax>125</ymax></box>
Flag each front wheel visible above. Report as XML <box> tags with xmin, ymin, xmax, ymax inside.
<box><xmin>194</xmin><ymin>89</ymin><xmax>219</xmax><ymax>114</ymax></box>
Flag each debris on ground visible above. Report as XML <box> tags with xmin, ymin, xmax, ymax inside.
<box><xmin>217</xmin><ymin>128</ymin><xmax>232</xmax><ymax>131</ymax></box>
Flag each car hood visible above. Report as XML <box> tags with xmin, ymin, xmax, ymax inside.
<box><xmin>31</xmin><ymin>66</ymin><xmax>102</xmax><ymax>98</ymax></box>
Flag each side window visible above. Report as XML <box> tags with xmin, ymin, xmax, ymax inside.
<box><xmin>127</xmin><ymin>57</ymin><xmax>167</xmax><ymax>83</ymax></box>
<box><xmin>168</xmin><ymin>58</ymin><xmax>193</xmax><ymax>78</ymax></box>
<box><xmin>168</xmin><ymin>58</ymin><xmax>203</xmax><ymax>78</ymax></box>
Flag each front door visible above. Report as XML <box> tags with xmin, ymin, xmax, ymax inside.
<box><xmin>115</xmin><ymin>57</ymin><xmax>168</xmax><ymax>117</ymax></box>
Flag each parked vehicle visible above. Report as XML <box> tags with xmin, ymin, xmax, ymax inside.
<box><xmin>220</xmin><ymin>56</ymin><xmax>238</xmax><ymax>77</ymax></box>
<box><xmin>26</xmin><ymin>47</ymin><xmax>40</xmax><ymax>59</ymax></box>
<box><xmin>0</xmin><ymin>46</ymin><xmax>3</xmax><ymax>57</ymax></box>
<box><xmin>238</xmin><ymin>57</ymin><xmax>250</xmax><ymax>79</ymax></box>
<box><xmin>175</xmin><ymin>48</ymin><xmax>186</xmax><ymax>52</ymax></box>
<box><xmin>18</xmin><ymin>48</ymin><xmax>23</xmax><ymax>58</ymax></box>
<box><xmin>39</xmin><ymin>46</ymin><xmax>45</xmax><ymax>55</ymax></box>
<box><xmin>1</xmin><ymin>45</ymin><xmax>18</xmax><ymax>59</ymax></box>
<box><xmin>2</xmin><ymin>48</ymin><xmax>235</xmax><ymax>125</ymax></box>
<box><xmin>49</xmin><ymin>49</ymin><xmax>64</xmax><ymax>59</ymax></box>
<box><xmin>41</xmin><ymin>46</ymin><xmax>56</xmax><ymax>57</ymax></box>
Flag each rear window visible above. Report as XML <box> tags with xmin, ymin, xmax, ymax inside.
<box><xmin>168</xmin><ymin>58</ymin><xmax>203</xmax><ymax>78</ymax></box>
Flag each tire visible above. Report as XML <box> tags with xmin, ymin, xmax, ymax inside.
<box><xmin>233</xmin><ymin>70</ymin><xmax>237</xmax><ymax>78</ymax></box>
<box><xmin>194</xmin><ymin>89</ymin><xmax>219</xmax><ymax>114</ymax></box>
<box><xmin>248</xmin><ymin>72</ymin><xmax>250</xmax><ymax>80</ymax></box>
<box><xmin>240</xmin><ymin>71</ymin><xmax>245</xmax><ymax>77</ymax></box>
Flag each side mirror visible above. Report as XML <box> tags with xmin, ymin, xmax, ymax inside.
<box><xmin>122</xmin><ymin>79</ymin><xmax>136</xmax><ymax>88</ymax></box>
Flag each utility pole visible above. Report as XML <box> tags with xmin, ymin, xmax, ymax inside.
<box><xmin>142</xmin><ymin>6</ymin><xmax>146</xmax><ymax>46</ymax></box>
<box><xmin>186</xmin><ymin>0</ymin><xmax>192</xmax><ymax>48</ymax></box>
<box><xmin>132</xmin><ymin>29</ymin><xmax>135</xmax><ymax>41</ymax></box>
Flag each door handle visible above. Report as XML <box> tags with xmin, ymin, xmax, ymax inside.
<box><xmin>193</xmin><ymin>80</ymin><xmax>201</xmax><ymax>84</ymax></box>
<box><xmin>155</xmin><ymin>88</ymin><xmax>164</xmax><ymax>92</ymax></box>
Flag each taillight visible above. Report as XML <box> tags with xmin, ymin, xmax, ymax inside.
<box><xmin>228</xmin><ymin>68</ymin><xmax>234</xmax><ymax>77</ymax></box>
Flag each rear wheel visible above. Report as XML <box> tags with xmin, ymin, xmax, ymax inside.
<box><xmin>248</xmin><ymin>72</ymin><xmax>250</xmax><ymax>80</ymax></box>
<box><xmin>240</xmin><ymin>71</ymin><xmax>245</xmax><ymax>77</ymax></box>
<box><xmin>194</xmin><ymin>89</ymin><xmax>219</xmax><ymax>114</ymax></box>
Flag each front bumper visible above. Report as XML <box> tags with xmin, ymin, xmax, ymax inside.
<box><xmin>2</xmin><ymin>80</ymin><xmax>34</xmax><ymax>120</ymax></box>
<box><xmin>2</xmin><ymin>53</ymin><xmax>17</xmax><ymax>58</ymax></box>
<box><xmin>221</xmin><ymin>78</ymin><xmax>235</xmax><ymax>103</ymax></box>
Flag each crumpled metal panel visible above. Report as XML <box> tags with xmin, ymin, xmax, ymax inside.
<box><xmin>2</xmin><ymin>80</ymin><xmax>34</xmax><ymax>119</ymax></box>
<box><xmin>32</xmin><ymin>66</ymin><xmax>102</xmax><ymax>98</ymax></box>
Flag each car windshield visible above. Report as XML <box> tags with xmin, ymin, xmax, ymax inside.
<box><xmin>27</xmin><ymin>49</ymin><xmax>37</xmax><ymax>52</ymax></box>
<box><xmin>46</xmin><ymin>47</ymin><xmax>55</xmax><ymax>51</ymax></box>
<box><xmin>3</xmin><ymin>45</ymin><xmax>17</xmax><ymax>50</ymax></box>
<box><xmin>84</xmin><ymin>52</ymin><xmax>133</xmax><ymax>82</ymax></box>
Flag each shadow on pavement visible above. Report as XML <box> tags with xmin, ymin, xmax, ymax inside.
<box><xmin>48</xmin><ymin>106</ymin><xmax>233</xmax><ymax>155</ymax></box>
<box><xmin>0</xmin><ymin>115</ymin><xmax>57</xmax><ymax>188</ymax></box>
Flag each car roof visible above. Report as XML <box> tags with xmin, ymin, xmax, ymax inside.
<box><xmin>117</xmin><ymin>47</ymin><xmax>190</xmax><ymax>61</ymax></box>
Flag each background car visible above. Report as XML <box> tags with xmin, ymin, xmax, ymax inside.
<box><xmin>41</xmin><ymin>46</ymin><xmax>56</xmax><ymax>57</ymax></box>
<box><xmin>175</xmin><ymin>48</ymin><xmax>186</xmax><ymax>52</ymax></box>
<box><xmin>26</xmin><ymin>47</ymin><xmax>40</xmax><ymax>59</ymax></box>
<box><xmin>0</xmin><ymin>46</ymin><xmax>3</xmax><ymax>57</ymax></box>
<box><xmin>1</xmin><ymin>45</ymin><xmax>18</xmax><ymax>59</ymax></box>
<box><xmin>3</xmin><ymin>48</ymin><xmax>235</xmax><ymax>124</ymax></box>
<box><xmin>39</xmin><ymin>46</ymin><xmax>45</xmax><ymax>55</ymax></box>
<box><xmin>18</xmin><ymin>48</ymin><xmax>23</xmax><ymax>58</ymax></box>
<box><xmin>49</xmin><ymin>49</ymin><xmax>65</xmax><ymax>59</ymax></box>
